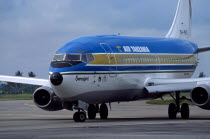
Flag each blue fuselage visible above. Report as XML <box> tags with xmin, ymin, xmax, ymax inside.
<box><xmin>50</xmin><ymin>35</ymin><xmax>198</xmax><ymax>74</ymax></box>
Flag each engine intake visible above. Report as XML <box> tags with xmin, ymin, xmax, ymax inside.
<box><xmin>191</xmin><ymin>85</ymin><xmax>210</xmax><ymax>110</ymax></box>
<box><xmin>33</xmin><ymin>87</ymin><xmax>63</xmax><ymax>111</ymax></box>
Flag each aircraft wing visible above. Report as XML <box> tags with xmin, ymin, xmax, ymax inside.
<box><xmin>0</xmin><ymin>75</ymin><xmax>50</xmax><ymax>87</ymax></box>
<box><xmin>145</xmin><ymin>77</ymin><xmax>210</xmax><ymax>93</ymax></box>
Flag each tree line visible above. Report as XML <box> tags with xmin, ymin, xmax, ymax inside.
<box><xmin>0</xmin><ymin>71</ymin><xmax>39</xmax><ymax>95</ymax></box>
<box><xmin>15</xmin><ymin>70</ymin><xmax>36</xmax><ymax>77</ymax></box>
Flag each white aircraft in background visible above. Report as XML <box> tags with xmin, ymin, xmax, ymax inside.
<box><xmin>1</xmin><ymin>0</ymin><xmax>210</xmax><ymax>122</ymax></box>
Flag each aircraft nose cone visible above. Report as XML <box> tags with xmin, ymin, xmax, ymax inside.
<box><xmin>50</xmin><ymin>72</ymin><xmax>63</xmax><ymax>86</ymax></box>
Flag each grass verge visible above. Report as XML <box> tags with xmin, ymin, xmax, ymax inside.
<box><xmin>146</xmin><ymin>93</ymin><xmax>193</xmax><ymax>105</ymax></box>
<box><xmin>0</xmin><ymin>94</ymin><xmax>33</xmax><ymax>101</ymax></box>
<box><xmin>146</xmin><ymin>99</ymin><xmax>193</xmax><ymax>105</ymax></box>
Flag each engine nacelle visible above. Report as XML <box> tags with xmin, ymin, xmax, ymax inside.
<box><xmin>33</xmin><ymin>86</ymin><xmax>63</xmax><ymax>111</ymax></box>
<box><xmin>191</xmin><ymin>84</ymin><xmax>210</xmax><ymax>110</ymax></box>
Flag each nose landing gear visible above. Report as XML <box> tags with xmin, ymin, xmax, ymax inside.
<box><xmin>73</xmin><ymin>110</ymin><xmax>87</xmax><ymax>122</ymax></box>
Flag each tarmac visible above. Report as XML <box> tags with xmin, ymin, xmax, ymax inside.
<box><xmin>1</xmin><ymin>100</ymin><xmax>210</xmax><ymax>139</ymax></box>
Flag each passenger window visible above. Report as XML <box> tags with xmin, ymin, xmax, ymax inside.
<box><xmin>121</xmin><ymin>57</ymin><xmax>124</xmax><ymax>63</ymax></box>
<box><xmin>137</xmin><ymin>57</ymin><xmax>140</xmax><ymax>63</ymax></box>
<box><xmin>120</xmin><ymin>56</ymin><xmax>123</xmax><ymax>63</ymax></box>
<box><xmin>126</xmin><ymin>56</ymin><xmax>130</xmax><ymax>63</ymax></box>
<box><xmin>132</xmin><ymin>57</ymin><xmax>135</xmax><ymax>63</ymax></box>
<box><xmin>127</xmin><ymin>56</ymin><xmax>130</xmax><ymax>63</ymax></box>
<box><xmin>131</xmin><ymin>57</ymin><xmax>134</xmax><ymax>63</ymax></box>
<box><xmin>135</xmin><ymin>57</ymin><xmax>138</xmax><ymax>63</ymax></box>
<box><xmin>138</xmin><ymin>56</ymin><xmax>141</xmax><ymax>63</ymax></box>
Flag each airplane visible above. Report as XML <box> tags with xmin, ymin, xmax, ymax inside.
<box><xmin>1</xmin><ymin>0</ymin><xmax>210</xmax><ymax>122</ymax></box>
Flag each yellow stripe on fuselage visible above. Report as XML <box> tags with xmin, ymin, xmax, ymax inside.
<box><xmin>89</xmin><ymin>53</ymin><xmax>197</xmax><ymax>65</ymax></box>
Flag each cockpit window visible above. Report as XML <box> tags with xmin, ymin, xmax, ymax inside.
<box><xmin>86</xmin><ymin>54</ymin><xmax>94</xmax><ymax>63</ymax></box>
<box><xmin>65</xmin><ymin>54</ymin><xmax>81</xmax><ymax>61</ymax></box>
<box><xmin>53</xmin><ymin>54</ymin><xmax>65</xmax><ymax>61</ymax></box>
<box><xmin>82</xmin><ymin>54</ymin><xmax>87</xmax><ymax>62</ymax></box>
<box><xmin>81</xmin><ymin>54</ymin><xmax>94</xmax><ymax>63</ymax></box>
<box><xmin>51</xmin><ymin>53</ymin><xmax>94</xmax><ymax>68</ymax></box>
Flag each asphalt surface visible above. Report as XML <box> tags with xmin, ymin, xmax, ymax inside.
<box><xmin>1</xmin><ymin>100</ymin><xmax>210</xmax><ymax>139</ymax></box>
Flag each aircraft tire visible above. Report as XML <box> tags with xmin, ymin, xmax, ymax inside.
<box><xmin>181</xmin><ymin>103</ymin><xmax>190</xmax><ymax>119</ymax></box>
<box><xmin>168</xmin><ymin>103</ymin><xmax>177</xmax><ymax>119</ymax></box>
<box><xmin>73</xmin><ymin>112</ymin><xmax>86</xmax><ymax>122</ymax></box>
<box><xmin>88</xmin><ymin>104</ymin><xmax>96</xmax><ymax>119</ymax></box>
<box><xmin>100</xmin><ymin>103</ymin><xmax>108</xmax><ymax>119</ymax></box>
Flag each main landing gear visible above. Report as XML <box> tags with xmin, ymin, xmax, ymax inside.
<box><xmin>88</xmin><ymin>103</ymin><xmax>108</xmax><ymax>120</ymax></box>
<box><xmin>73</xmin><ymin>103</ymin><xmax>109</xmax><ymax>122</ymax></box>
<box><xmin>168</xmin><ymin>92</ymin><xmax>190</xmax><ymax>119</ymax></box>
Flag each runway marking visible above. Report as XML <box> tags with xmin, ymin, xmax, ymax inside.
<box><xmin>24</xmin><ymin>103</ymin><xmax>36</xmax><ymax>107</ymax></box>
<box><xmin>0</xmin><ymin>113</ymin><xmax>69</xmax><ymax>117</ymax></box>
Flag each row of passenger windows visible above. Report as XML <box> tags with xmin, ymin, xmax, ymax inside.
<box><xmin>117</xmin><ymin>55</ymin><xmax>197</xmax><ymax>64</ymax></box>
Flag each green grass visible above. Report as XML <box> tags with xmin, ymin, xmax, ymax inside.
<box><xmin>146</xmin><ymin>99</ymin><xmax>193</xmax><ymax>105</ymax></box>
<box><xmin>146</xmin><ymin>93</ymin><xmax>193</xmax><ymax>105</ymax></box>
<box><xmin>0</xmin><ymin>94</ymin><xmax>33</xmax><ymax>100</ymax></box>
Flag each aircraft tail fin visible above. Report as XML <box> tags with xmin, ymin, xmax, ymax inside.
<box><xmin>166</xmin><ymin>0</ymin><xmax>192</xmax><ymax>40</ymax></box>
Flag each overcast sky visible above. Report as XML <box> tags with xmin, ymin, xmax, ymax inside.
<box><xmin>0</xmin><ymin>0</ymin><xmax>210</xmax><ymax>79</ymax></box>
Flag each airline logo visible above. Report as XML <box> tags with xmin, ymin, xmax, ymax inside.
<box><xmin>123</xmin><ymin>46</ymin><xmax>150</xmax><ymax>53</ymax></box>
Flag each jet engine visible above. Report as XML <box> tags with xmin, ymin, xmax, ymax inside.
<box><xmin>33</xmin><ymin>86</ymin><xmax>63</xmax><ymax>111</ymax></box>
<box><xmin>191</xmin><ymin>84</ymin><xmax>210</xmax><ymax>110</ymax></box>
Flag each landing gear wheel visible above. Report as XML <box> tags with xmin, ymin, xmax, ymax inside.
<box><xmin>73</xmin><ymin>112</ymin><xmax>86</xmax><ymax>122</ymax></box>
<box><xmin>88</xmin><ymin>104</ymin><xmax>96</xmax><ymax>119</ymax></box>
<box><xmin>168</xmin><ymin>103</ymin><xmax>177</xmax><ymax>119</ymax></box>
<box><xmin>73</xmin><ymin>112</ymin><xmax>80</xmax><ymax>122</ymax></box>
<box><xmin>181</xmin><ymin>103</ymin><xmax>190</xmax><ymax>119</ymax></box>
<box><xmin>100</xmin><ymin>103</ymin><xmax>108</xmax><ymax>119</ymax></box>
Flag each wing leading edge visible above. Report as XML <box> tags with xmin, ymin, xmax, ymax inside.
<box><xmin>0</xmin><ymin>75</ymin><xmax>49</xmax><ymax>87</ymax></box>
<box><xmin>145</xmin><ymin>77</ymin><xmax>210</xmax><ymax>93</ymax></box>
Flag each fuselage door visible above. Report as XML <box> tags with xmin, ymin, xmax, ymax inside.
<box><xmin>100</xmin><ymin>43</ymin><xmax>117</xmax><ymax>77</ymax></box>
